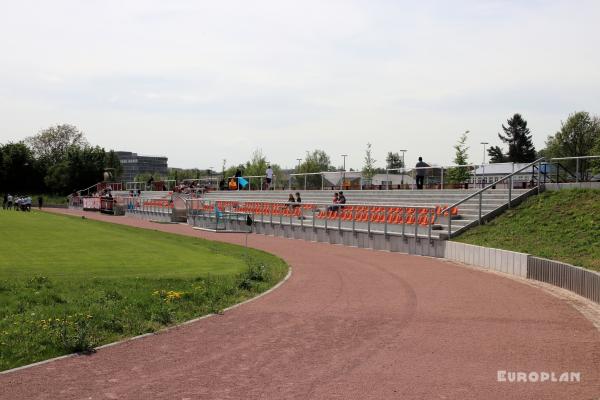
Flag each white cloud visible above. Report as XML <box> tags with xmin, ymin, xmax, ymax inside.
<box><xmin>1</xmin><ymin>0</ymin><xmax>599</xmax><ymax>169</ymax></box>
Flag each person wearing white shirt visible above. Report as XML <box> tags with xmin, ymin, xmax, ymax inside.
<box><xmin>265</xmin><ymin>165</ymin><xmax>274</xmax><ymax>190</ymax></box>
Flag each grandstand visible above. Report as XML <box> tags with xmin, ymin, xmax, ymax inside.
<box><xmin>69</xmin><ymin>156</ymin><xmax>599</xmax><ymax>243</ymax></box>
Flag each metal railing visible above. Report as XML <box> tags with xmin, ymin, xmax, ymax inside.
<box><xmin>385</xmin><ymin>162</ymin><xmax>522</xmax><ymax>190</ymax></box>
<box><xmin>124</xmin><ymin>180</ymin><xmax>177</xmax><ymax>192</ymax></box>
<box><xmin>185</xmin><ymin>198</ymin><xmax>440</xmax><ymax>240</ymax></box>
<box><xmin>226</xmin><ymin>175</ymin><xmax>278</xmax><ymax>191</ymax></box>
<box><xmin>441</xmin><ymin>158</ymin><xmax>544</xmax><ymax>237</ymax></box>
<box><xmin>548</xmin><ymin>155</ymin><xmax>600</xmax><ymax>183</ymax></box>
<box><xmin>119</xmin><ymin>196</ymin><xmax>173</xmax><ymax>222</ymax></box>
<box><xmin>288</xmin><ymin>171</ymin><xmax>363</xmax><ymax>191</ymax></box>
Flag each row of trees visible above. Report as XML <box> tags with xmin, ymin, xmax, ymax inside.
<box><xmin>0</xmin><ymin>125</ymin><xmax>121</xmax><ymax>195</ymax></box>
<box><xmin>447</xmin><ymin>112</ymin><xmax>600</xmax><ymax>184</ymax></box>
<box><xmin>485</xmin><ymin>112</ymin><xmax>600</xmax><ymax>164</ymax></box>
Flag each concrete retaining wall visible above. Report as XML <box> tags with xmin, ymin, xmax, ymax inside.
<box><xmin>185</xmin><ymin>217</ymin><xmax>599</xmax><ymax>305</ymax></box>
<box><xmin>443</xmin><ymin>241</ymin><xmax>528</xmax><ymax>278</ymax></box>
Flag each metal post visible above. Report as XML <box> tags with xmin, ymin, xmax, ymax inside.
<box><xmin>508</xmin><ymin>176</ymin><xmax>512</xmax><ymax>208</ymax></box>
<box><xmin>367</xmin><ymin>207</ymin><xmax>371</xmax><ymax>235</ymax></box>
<box><xmin>428</xmin><ymin>208</ymin><xmax>432</xmax><ymax>241</ymax></box>
<box><xmin>321</xmin><ymin>175</ymin><xmax>324</xmax><ymax>191</ymax></box>
<box><xmin>352</xmin><ymin>208</ymin><xmax>356</xmax><ymax>233</ymax></box>
<box><xmin>260</xmin><ymin>177</ymin><xmax>263</xmax><ymax>191</ymax></box>
<box><xmin>338</xmin><ymin>207</ymin><xmax>342</xmax><ymax>231</ymax></box>
<box><xmin>270</xmin><ymin>203</ymin><xmax>273</xmax><ymax>225</ymax></box>
<box><xmin>576</xmin><ymin>158</ymin><xmax>579</xmax><ymax>183</ymax></box>
<box><xmin>537</xmin><ymin>160</ymin><xmax>541</xmax><ymax>194</ymax></box>
<box><xmin>414</xmin><ymin>211</ymin><xmax>418</xmax><ymax>238</ymax></box>
<box><xmin>304</xmin><ymin>175</ymin><xmax>307</xmax><ymax>191</ymax></box>
<box><xmin>448</xmin><ymin>212</ymin><xmax>452</xmax><ymax>238</ymax></box>
<box><xmin>401</xmin><ymin>207</ymin><xmax>406</xmax><ymax>239</ymax></box>
<box><xmin>384</xmin><ymin>207</ymin><xmax>388</xmax><ymax>236</ymax></box>
<box><xmin>386</xmin><ymin>170</ymin><xmax>389</xmax><ymax>190</ymax></box>
<box><xmin>441</xmin><ymin>167</ymin><xmax>444</xmax><ymax>190</ymax></box>
<box><xmin>478</xmin><ymin>193</ymin><xmax>483</xmax><ymax>224</ymax></box>
<box><xmin>312</xmin><ymin>207</ymin><xmax>316</xmax><ymax>229</ymax></box>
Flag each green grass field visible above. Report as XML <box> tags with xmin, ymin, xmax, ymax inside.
<box><xmin>454</xmin><ymin>189</ymin><xmax>600</xmax><ymax>271</ymax></box>
<box><xmin>0</xmin><ymin>211</ymin><xmax>287</xmax><ymax>371</ymax></box>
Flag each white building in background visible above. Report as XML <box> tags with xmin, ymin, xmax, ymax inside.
<box><xmin>470</xmin><ymin>163</ymin><xmax>536</xmax><ymax>187</ymax></box>
<box><xmin>371</xmin><ymin>173</ymin><xmax>415</xmax><ymax>187</ymax></box>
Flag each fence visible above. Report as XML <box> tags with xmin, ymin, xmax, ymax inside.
<box><xmin>185</xmin><ymin>198</ymin><xmax>443</xmax><ymax>240</ymax></box>
<box><xmin>226</xmin><ymin>175</ymin><xmax>278</xmax><ymax>191</ymax></box>
<box><xmin>121</xmin><ymin>196</ymin><xmax>174</xmax><ymax>222</ymax></box>
<box><xmin>528</xmin><ymin>256</ymin><xmax>600</xmax><ymax>304</ymax></box>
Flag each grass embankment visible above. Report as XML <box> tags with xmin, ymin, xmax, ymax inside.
<box><xmin>0</xmin><ymin>211</ymin><xmax>287</xmax><ymax>371</ymax></box>
<box><xmin>454</xmin><ymin>189</ymin><xmax>600</xmax><ymax>271</ymax></box>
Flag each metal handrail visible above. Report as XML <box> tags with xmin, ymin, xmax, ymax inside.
<box><xmin>439</xmin><ymin>158</ymin><xmax>544</xmax><ymax>237</ymax></box>
<box><xmin>191</xmin><ymin>198</ymin><xmax>441</xmax><ymax>209</ymax></box>
<box><xmin>549</xmin><ymin>155</ymin><xmax>600</xmax><ymax>161</ymax></box>
<box><xmin>441</xmin><ymin>158</ymin><xmax>544</xmax><ymax>214</ymax></box>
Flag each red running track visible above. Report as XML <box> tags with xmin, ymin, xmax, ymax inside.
<box><xmin>1</xmin><ymin>209</ymin><xmax>598</xmax><ymax>399</ymax></box>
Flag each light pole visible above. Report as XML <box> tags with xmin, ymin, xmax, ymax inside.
<box><xmin>341</xmin><ymin>154</ymin><xmax>348</xmax><ymax>190</ymax></box>
<box><xmin>296</xmin><ymin>158</ymin><xmax>302</xmax><ymax>170</ymax></box>
<box><xmin>480</xmin><ymin>142</ymin><xmax>488</xmax><ymax>188</ymax></box>
<box><xmin>400</xmin><ymin>150</ymin><xmax>407</xmax><ymax>186</ymax></box>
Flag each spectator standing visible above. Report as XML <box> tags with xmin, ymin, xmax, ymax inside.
<box><xmin>38</xmin><ymin>196</ymin><xmax>43</xmax><ymax>210</ymax></box>
<box><xmin>25</xmin><ymin>196</ymin><xmax>32</xmax><ymax>211</ymax></box>
<box><xmin>415</xmin><ymin>157</ymin><xmax>429</xmax><ymax>190</ymax></box>
<box><xmin>265</xmin><ymin>165</ymin><xmax>274</xmax><ymax>190</ymax></box>
<box><xmin>7</xmin><ymin>194</ymin><xmax>13</xmax><ymax>210</ymax></box>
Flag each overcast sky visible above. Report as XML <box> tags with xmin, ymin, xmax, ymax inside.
<box><xmin>1</xmin><ymin>0</ymin><xmax>599</xmax><ymax>170</ymax></box>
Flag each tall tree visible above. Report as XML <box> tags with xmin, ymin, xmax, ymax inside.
<box><xmin>105</xmin><ymin>150</ymin><xmax>123</xmax><ymax>180</ymax></box>
<box><xmin>386</xmin><ymin>152</ymin><xmax>404</xmax><ymax>173</ymax></box>
<box><xmin>296</xmin><ymin>149</ymin><xmax>334</xmax><ymax>189</ymax></box>
<box><xmin>487</xmin><ymin>145</ymin><xmax>507</xmax><ymax>163</ymax></box>
<box><xmin>544</xmin><ymin>111</ymin><xmax>600</xmax><ymax>176</ymax></box>
<box><xmin>362</xmin><ymin>143</ymin><xmax>377</xmax><ymax>179</ymax></box>
<box><xmin>543</xmin><ymin>112</ymin><xmax>600</xmax><ymax>158</ymax></box>
<box><xmin>0</xmin><ymin>142</ymin><xmax>36</xmax><ymax>193</ymax></box>
<box><xmin>27</xmin><ymin>124</ymin><xmax>88</xmax><ymax>165</ymax></box>
<box><xmin>498</xmin><ymin>114</ymin><xmax>536</xmax><ymax>162</ymax></box>
<box><xmin>447</xmin><ymin>132</ymin><xmax>471</xmax><ymax>184</ymax></box>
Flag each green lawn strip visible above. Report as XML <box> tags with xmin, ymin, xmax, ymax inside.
<box><xmin>454</xmin><ymin>189</ymin><xmax>600</xmax><ymax>272</ymax></box>
<box><xmin>0</xmin><ymin>211</ymin><xmax>287</xmax><ymax>371</ymax></box>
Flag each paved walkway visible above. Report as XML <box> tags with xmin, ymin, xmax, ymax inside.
<box><xmin>1</xmin><ymin>209</ymin><xmax>598</xmax><ymax>399</ymax></box>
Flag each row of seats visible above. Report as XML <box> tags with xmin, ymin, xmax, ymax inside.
<box><xmin>316</xmin><ymin>209</ymin><xmax>435</xmax><ymax>226</ymax></box>
<box><xmin>187</xmin><ymin>201</ymin><xmax>459</xmax><ymax>223</ymax></box>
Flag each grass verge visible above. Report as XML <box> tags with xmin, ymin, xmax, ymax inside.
<box><xmin>0</xmin><ymin>211</ymin><xmax>288</xmax><ymax>371</ymax></box>
<box><xmin>454</xmin><ymin>189</ymin><xmax>600</xmax><ymax>271</ymax></box>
